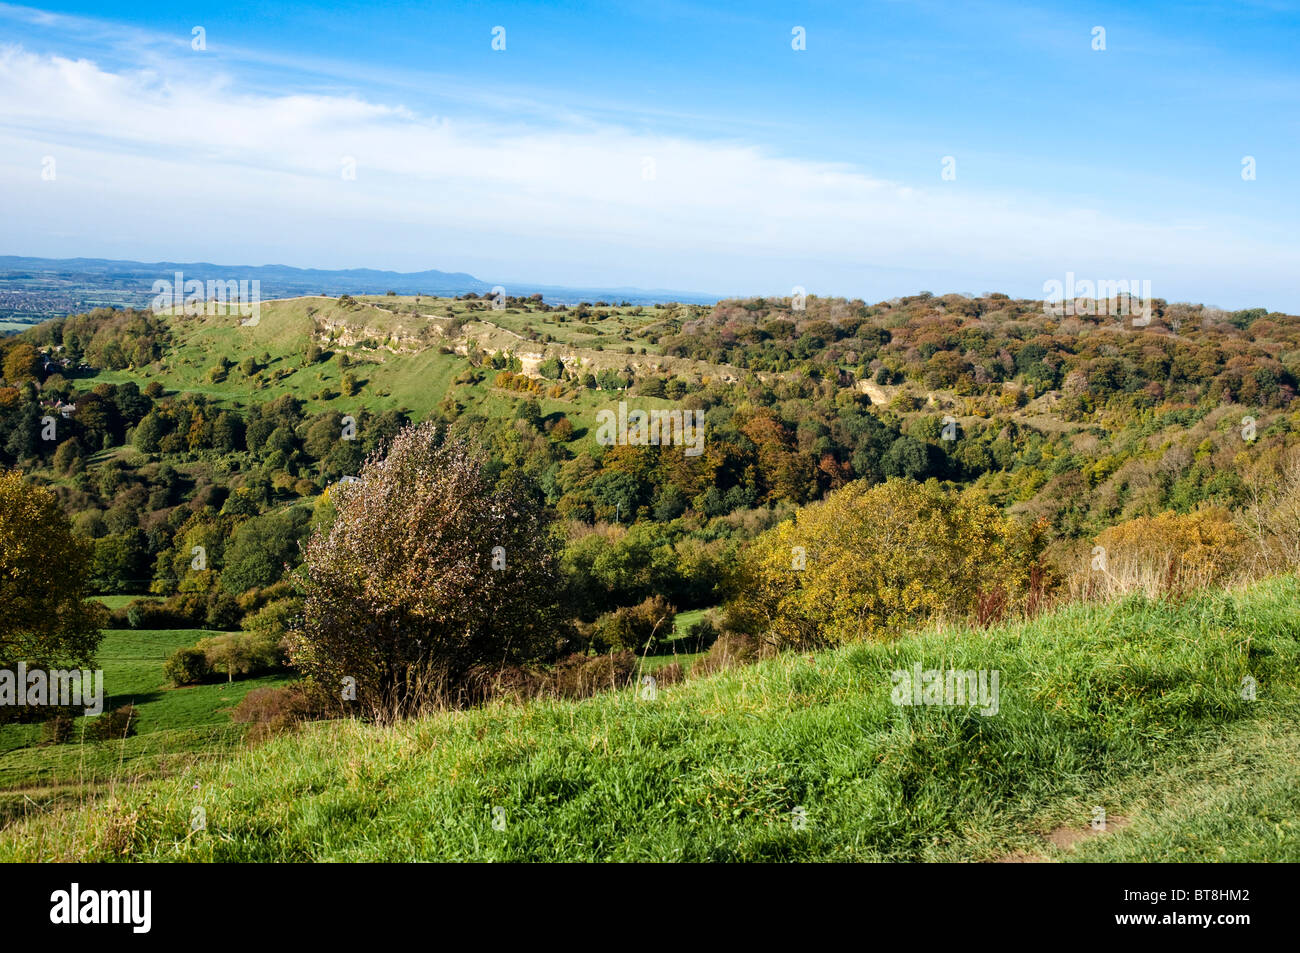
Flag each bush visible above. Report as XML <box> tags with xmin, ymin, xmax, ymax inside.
<box><xmin>729</xmin><ymin>479</ymin><xmax>1045</xmax><ymax>647</ymax></box>
<box><xmin>691</xmin><ymin>632</ymin><xmax>764</xmax><ymax>678</ymax></box>
<box><xmin>124</xmin><ymin>596</ymin><xmax>196</xmax><ymax>629</ymax></box>
<box><xmin>41</xmin><ymin>710</ymin><xmax>75</xmax><ymax>744</ymax></box>
<box><xmin>121</xmin><ymin>592</ymin><xmax>244</xmax><ymax>630</ymax></box>
<box><xmin>85</xmin><ymin>705</ymin><xmax>137</xmax><ymax>742</ymax></box>
<box><xmin>242</xmin><ymin>596</ymin><xmax>301</xmax><ymax>640</ymax></box>
<box><xmin>204</xmin><ymin>591</ymin><xmax>242</xmax><ymax>629</ymax></box>
<box><xmin>553</xmin><ymin>651</ymin><xmax>639</xmax><ymax>699</ymax></box>
<box><xmin>195</xmin><ymin>630</ymin><xmax>287</xmax><ymax>682</ymax></box>
<box><xmin>459</xmin><ymin>651</ymin><xmax>641</xmax><ymax>705</ymax></box>
<box><xmin>165</xmin><ymin>628</ymin><xmax>288</xmax><ymax>686</ymax></box>
<box><xmin>1075</xmin><ymin>508</ymin><xmax>1246</xmax><ymax>601</ymax></box>
<box><xmin>291</xmin><ymin>423</ymin><xmax>568</xmax><ymax>716</ymax></box>
<box><xmin>647</xmin><ymin>661</ymin><xmax>684</xmax><ymax>687</ymax></box>
<box><xmin>680</xmin><ymin>614</ymin><xmax>721</xmax><ymax>653</ymax></box>
<box><xmin>163</xmin><ymin>647</ymin><xmax>210</xmax><ymax>686</ymax></box>
<box><xmin>1239</xmin><ymin>448</ymin><xmax>1300</xmax><ymax>574</ymax></box>
<box><xmin>586</xmin><ymin>595</ymin><xmax>676</xmax><ymax>653</ymax></box>
<box><xmin>229</xmin><ymin>685</ymin><xmax>316</xmax><ymax>741</ymax></box>
<box><xmin>235</xmin><ymin>580</ymin><xmax>295</xmax><ymax>616</ymax></box>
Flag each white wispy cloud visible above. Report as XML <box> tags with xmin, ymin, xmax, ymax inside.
<box><xmin>0</xmin><ymin>33</ymin><xmax>1295</xmax><ymax>305</ymax></box>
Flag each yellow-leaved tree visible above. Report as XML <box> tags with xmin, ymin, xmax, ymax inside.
<box><xmin>729</xmin><ymin>479</ymin><xmax>1045</xmax><ymax>647</ymax></box>
<box><xmin>1080</xmin><ymin>508</ymin><xmax>1246</xmax><ymax>600</ymax></box>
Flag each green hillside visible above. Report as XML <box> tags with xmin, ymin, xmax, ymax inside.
<box><xmin>0</xmin><ymin>625</ymin><xmax>294</xmax><ymax>822</ymax></box>
<box><xmin>3</xmin><ymin>575</ymin><xmax>1296</xmax><ymax>862</ymax></box>
<box><xmin>5</xmin><ymin>290</ymin><xmax>1300</xmax><ymax>864</ymax></box>
<box><xmin>90</xmin><ymin>294</ymin><xmax>702</xmax><ymax>420</ymax></box>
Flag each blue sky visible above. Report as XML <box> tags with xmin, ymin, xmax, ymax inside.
<box><xmin>1</xmin><ymin>0</ymin><xmax>1297</xmax><ymax>309</ymax></box>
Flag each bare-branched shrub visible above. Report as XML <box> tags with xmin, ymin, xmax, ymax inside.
<box><xmin>290</xmin><ymin>422</ymin><xmax>568</xmax><ymax>718</ymax></box>
<box><xmin>692</xmin><ymin>631</ymin><xmax>766</xmax><ymax>678</ymax></box>
<box><xmin>1240</xmin><ymin>447</ymin><xmax>1300</xmax><ymax>575</ymax></box>
<box><xmin>650</xmin><ymin>661</ymin><xmax>684</xmax><ymax>687</ymax></box>
<box><xmin>85</xmin><ymin>705</ymin><xmax>137</xmax><ymax>743</ymax></box>
<box><xmin>230</xmin><ymin>685</ymin><xmax>318</xmax><ymax>741</ymax></box>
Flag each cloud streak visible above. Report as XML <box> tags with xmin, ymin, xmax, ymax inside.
<box><xmin>0</xmin><ymin>37</ymin><xmax>1295</xmax><ymax>306</ymax></box>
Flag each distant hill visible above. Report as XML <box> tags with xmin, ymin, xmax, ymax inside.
<box><xmin>0</xmin><ymin>256</ymin><xmax>720</xmax><ymax>327</ymax></box>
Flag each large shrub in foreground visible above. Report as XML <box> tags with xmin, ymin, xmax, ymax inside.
<box><xmin>289</xmin><ymin>423</ymin><xmax>567</xmax><ymax>714</ymax></box>
<box><xmin>729</xmin><ymin>478</ymin><xmax>1044</xmax><ymax>647</ymax></box>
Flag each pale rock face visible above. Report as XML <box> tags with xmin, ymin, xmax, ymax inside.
<box><xmin>314</xmin><ymin>320</ymin><xmax>429</xmax><ymax>354</ymax></box>
<box><xmin>855</xmin><ymin>380</ymin><xmax>890</xmax><ymax>405</ymax></box>
<box><xmin>517</xmin><ymin>352</ymin><xmax>549</xmax><ymax>378</ymax></box>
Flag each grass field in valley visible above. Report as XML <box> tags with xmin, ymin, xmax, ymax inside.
<box><xmin>0</xmin><ymin>604</ymin><xmax>709</xmax><ymax>821</ymax></box>
<box><xmin>2</xmin><ymin>576</ymin><xmax>1296</xmax><ymax>862</ymax></box>
<box><xmin>0</xmin><ymin>624</ymin><xmax>293</xmax><ymax>822</ymax></box>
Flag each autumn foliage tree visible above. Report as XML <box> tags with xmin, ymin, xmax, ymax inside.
<box><xmin>1076</xmin><ymin>508</ymin><xmax>1246</xmax><ymax>600</ymax></box>
<box><xmin>2</xmin><ymin>343</ymin><xmax>39</xmax><ymax>383</ymax></box>
<box><xmin>290</xmin><ymin>422</ymin><xmax>567</xmax><ymax>715</ymax></box>
<box><xmin>0</xmin><ymin>471</ymin><xmax>105</xmax><ymax>723</ymax></box>
<box><xmin>729</xmin><ymin>478</ymin><xmax>1044</xmax><ymax>647</ymax></box>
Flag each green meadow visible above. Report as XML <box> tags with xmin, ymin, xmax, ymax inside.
<box><xmin>0</xmin><ymin>625</ymin><xmax>293</xmax><ymax>823</ymax></box>
<box><xmin>3</xmin><ymin>576</ymin><xmax>1296</xmax><ymax>862</ymax></box>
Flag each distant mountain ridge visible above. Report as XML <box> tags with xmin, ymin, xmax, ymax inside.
<box><xmin>0</xmin><ymin>256</ymin><xmax>721</xmax><ymax>326</ymax></box>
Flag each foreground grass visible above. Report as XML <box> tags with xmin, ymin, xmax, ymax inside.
<box><xmin>1065</xmin><ymin>713</ymin><xmax>1300</xmax><ymax>861</ymax></box>
<box><xmin>2</xmin><ymin>577</ymin><xmax>1297</xmax><ymax>861</ymax></box>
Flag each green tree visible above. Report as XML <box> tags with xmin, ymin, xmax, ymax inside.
<box><xmin>91</xmin><ymin>530</ymin><xmax>148</xmax><ymax>593</ymax></box>
<box><xmin>52</xmin><ymin>438</ymin><xmax>83</xmax><ymax>476</ymax></box>
<box><xmin>132</xmin><ymin>412</ymin><xmax>166</xmax><ymax>453</ymax></box>
<box><xmin>211</xmin><ymin>411</ymin><xmax>242</xmax><ymax>453</ymax></box>
<box><xmin>0</xmin><ymin>471</ymin><xmax>105</xmax><ymax>723</ymax></box>
<box><xmin>304</xmin><ymin>413</ymin><xmax>344</xmax><ymax>461</ymax></box>
<box><xmin>881</xmin><ymin>435</ymin><xmax>938</xmax><ymax>481</ymax></box>
<box><xmin>221</xmin><ymin>508</ymin><xmax>311</xmax><ymax>594</ymax></box>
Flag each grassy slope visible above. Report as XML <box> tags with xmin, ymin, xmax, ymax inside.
<box><xmin>91</xmin><ymin>296</ymin><xmax>686</xmax><ymax>434</ymax></box>
<box><xmin>2</xmin><ymin>576</ymin><xmax>1296</xmax><ymax>862</ymax></box>
<box><xmin>93</xmin><ymin>595</ymin><xmax>159</xmax><ymax>610</ymax></box>
<box><xmin>0</xmin><ymin>628</ymin><xmax>293</xmax><ymax>815</ymax></box>
<box><xmin>637</xmin><ymin>607</ymin><xmax>712</xmax><ymax>673</ymax></box>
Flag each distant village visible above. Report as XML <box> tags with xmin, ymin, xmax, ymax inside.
<box><xmin>35</xmin><ymin>346</ymin><xmax>91</xmax><ymax>417</ymax></box>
